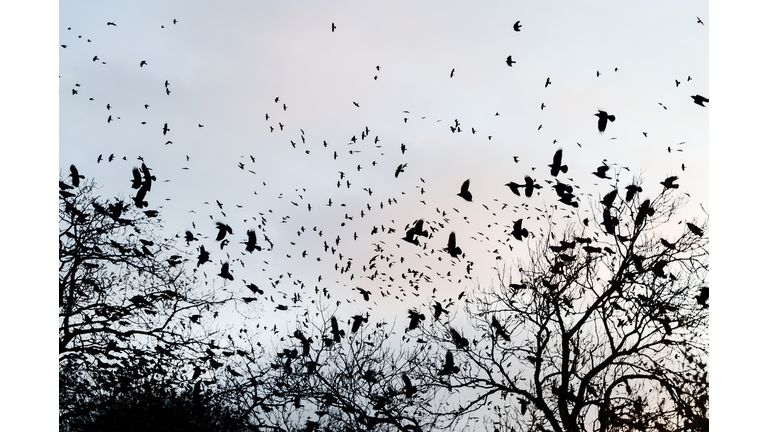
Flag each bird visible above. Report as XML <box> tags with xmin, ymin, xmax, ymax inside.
<box><xmin>407</xmin><ymin>309</ymin><xmax>425</xmax><ymax>331</ymax></box>
<box><xmin>218</xmin><ymin>262</ymin><xmax>234</xmax><ymax>281</ymax></box>
<box><xmin>449</xmin><ymin>327</ymin><xmax>469</xmax><ymax>349</ymax></box>
<box><xmin>506</xmin><ymin>56</ymin><xmax>516</xmax><ymax>67</ymax></box>
<box><xmin>107</xmin><ymin>22</ymin><xmax>116</xmax><ymax>26</ymax></box>
<box><xmin>635</xmin><ymin>199</ymin><xmax>655</xmax><ymax>227</ymax></box>
<box><xmin>402</xmin><ymin>374</ymin><xmax>416</xmax><ymax>398</ymax></box>
<box><xmin>357</xmin><ymin>287</ymin><xmax>372</xmax><ymax>301</ymax></box>
<box><xmin>395</xmin><ymin>163</ymin><xmax>407</xmax><ymax>178</ymax></box>
<box><xmin>92</xmin><ymin>56</ymin><xmax>99</xmax><ymax>62</ymax></box>
<box><xmin>675</xmin><ymin>79</ymin><xmax>681</xmax><ymax>87</ymax></box>
<box><xmin>457</xmin><ymin>179</ymin><xmax>472</xmax><ymax>201</ymax></box>
<box><xmin>450</xmin><ymin>68</ymin><xmax>455</xmax><ymax>78</ymax></box>
<box><xmin>594</xmin><ymin>110</ymin><xmax>615</xmax><ymax>133</ymax></box>
<box><xmin>491</xmin><ymin>315</ymin><xmax>510</xmax><ymax>341</ymax></box>
<box><xmin>601</xmin><ymin>189</ymin><xmax>618</xmax><ymax>208</ymax></box>
<box><xmin>330</xmin><ymin>316</ymin><xmax>343</xmax><ymax>343</ymax></box>
<box><xmin>131</xmin><ymin>168</ymin><xmax>143</xmax><ymax>189</ymax></box>
<box><xmin>523</xmin><ymin>176</ymin><xmax>541</xmax><ymax>197</ymax></box>
<box><xmin>162</xmin><ymin>123</ymin><xmax>170</xmax><ymax>135</ymax></box>
<box><xmin>696</xmin><ymin>16</ymin><xmax>704</xmax><ymax>25</ymax></box>
<box><xmin>687</xmin><ymin>222</ymin><xmax>704</xmax><ymax>237</ymax></box>
<box><xmin>548</xmin><ymin>149</ymin><xmax>568</xmax><ymax>177</ymax></box>
<box><xmin>695</xmin><ymin>287</ymin><xmax>709</xmax><ymax>308</ymax></box>
<box><xmin>513</xmin><ymin>20</ymin><xmax>522</xmax><ymax>31</ymax></box>
<box><xmin>351</xmin><ymin>314</ymin><xmax>368</xmax><ymax>333</ymax></box>
<box><xmin>139</xmin><ymin>60</ymin><xmax>147</xmax><ymax>67</ymax></box>
<box><xmin>592</xmin><ymin>164</ymin><xmax>611</xmax><ymax>179</ymax></box>
<box><xmin>243</xmin><ymin>230</ymin><xmax>261</xmax><ymax>253</ymax></box>
<box><xmin>625</xmin><ymin>184</ymin><xmax>642</xmax><ymax>201</ymax></box>
<box><xmin>69</xmin><ymin>165</ymin><xmax>84</xmax><ymax>187</ymax></box>
<box><xmin>353</xmin><ymin>101</ymin><xmax>360</xmax><ymax>107</ymax></box>
<box><xmin>660</xmin><ymin>176</ymin><xmax>679</xmax><ymax>189</ymax></box>
<box><xmin>445</xmin><ymin>232</ymin><xmax>463</xmax><ymax>258</ymax></box>
<box><xmin>545</xmin><ymin>77</ymin><xmax>551</xmax><ymax>88</ymax></box>
<box><xmin>215</xmin><ymin>222</ymin><xmax>233</xmax><ymax>241</ymax></box>
<box><xmin>691</xmin><ymin>95</ymin><xmax>709</xmax><ymax>107</ymax></box>
<box><xmin>511</xmin><ymin>219</ymin><xmax>529</xmax><ymax>241</ymax></box>
<box><xmin>331</xmin><ymin>22</ymin><xmax>336</xmax><ymax>32</ymax></box>
<box><xmin>438</xmin><ymin>351</ymin><xmax>459</xmax><ymax>376</ymax></box>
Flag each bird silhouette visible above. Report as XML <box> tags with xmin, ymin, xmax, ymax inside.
<box><xmin>69</xmin><ymin>165</ymin><xmax>84</xmax><ymax>187</ymax></box>
<box><xmin>457</xmin><ymin>179</ymin><xmax>472</xmax><ymax>201</ymax></box>
<box><xmin>330</xmin><ymin>316</ymin><xmax>343</xmax><ymax>343</ymax></box>
<box><xmin>548</xmin><ymin>149</ymin><xmax>568</xmax><ymax>177</ymax></box>
<box><xmin>197</xmin><ymin>245</ymin><xmax>210</xmax><ymax>267</ymax></box>
<box><xmin>625</xmin><ymin>184</ymin><xmax>642</xmax><ymax>201</ymax></box>
<box><xmin>331</xmin><ymin>22</ymin><xmax>336</xmax><ymax>32</ymax></box>
<box><xmin>511</xmin><ymin>219</ymin><xmax>529</xmax><ymax>241</ymax></box>
<box><xmin>660</xmin><ymin>176</ymin><xmax>679</xmax><ymax>189</ymax></box>
<box><xmin>438</xmin><ymin>351</ymin><xmax>459</xmax><ymax>376</ymax></box>
<box><xmin>545</xmin><ymin>77</ymin><xmax>551</xmax><ymax>88</ymax></box>
<box><xmin>687</xmin><ymin>222</ymin><xmax>704</xmax><ymax>237</ymax></box>
<box><xmin>407</xmin><ymin>309</ymin><xmax>425</xmax><ymax>331</ymax></box>
<box><xmin>131</xmin><ymin>168</ymin><xmax>143</xmax><ymax>189</ymax></box>
<box><xmin>243</xmin><ymin>230</ymin><xmax>261</xmax><ymax>253</ymax></box>
<box><xmin>594</xmin><ymin>110</ymin><xmax>615</xmax><ymax>133</ymax></box>
<box><xmin>691</xmin><ymin>95</ymin><xmax>709</xmax><ymax>107</ymax></box>
<box><xmin>601</xmin><ymin>189</ymin><xmax>618</xmax><ymax>208</ymax></box>
<box><xmin>107</xmin><ymin>22</ymin><xmax>116</xmax><ymax>26</ymax></box>
<box><xmin>163</xmin><ymin>123</ymin><xmax>170</xmax><ymax>135</ymax></box>
<box><xmin>215</xmin><ymin>222</ymin><xmax>233</xmax><ymax>241</ymax></box>
<box><xmin>635</xmin><ymin>199</ymin><xmax>655</xmax><ymax>227</ymax></box>
<box><xmin>449</xmin><ymin>327</ymin><xmax>469</xmax><ymax>349</ymax></box>
<box><xmin>357</xmin><ymin>287</ymin><xmax>372</xmax><ymax>301</ymax></box>
<box><xmin>445</xmin><ymin>232</ymin><xmax>463</xmax><ymax>258</ymax></box>
<box><xmin>592</xmin><ymin>164</ymin><xmax>611</xmax><ymax>179</ymax></box>
<box><xmin>450</xmin><ymin>68</ymin><xmax>455</xmax><ymax>78</ymax></box>
<box><xmin>513</xmin><ymin>20</ymin><xmax>522</xmax><ymax>31</ymax></box>
<box><xmin>491</xmin><ymin>315</ymin><xmax>510</xmax><ymax>341</ymax></box>
<box><xmin>402</xmin><ymin>373</ymin><xmax>416</xmax><ymax>398</ymax></box>
<box><xmin>218</xmin><ymin>262</ymin><xmax>234</xmax><ymax>281</ymax></box>
<box><xmin>351</xmin><ymin>314</ymin><xmax>368</xmax><ymax>333</ymax></box>
<box><xmin>506</xmin><ymin>56</ymin><xmax>516</xmax><ymax>67</ymax></box>
<box><xmin>139</xmin><ymin>60</ymin><xmax>147</xmax><ymax>67</ymax></box>
<box><xmin>395</xmin><ymin>163</ymin><xmax>407</xmax><ymax>178</ymax></box>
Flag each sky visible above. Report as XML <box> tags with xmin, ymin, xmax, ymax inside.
<box><xmin>3</xmin><ymin>0</ymin><xmax>765</xmax><ymax>429</ymax></box>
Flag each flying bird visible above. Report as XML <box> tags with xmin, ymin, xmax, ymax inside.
<box><xmin>139</xmin><ymin>60</ymin><xmax>147</xmax><ymax>67</ymax></box>
<box><xmin>243</xmin><ymin>230</ymin><xmax>261</xmax><ymax>253</ymax></box>
<box><xmin>691</xmin><ymin>95</ymin><xmax>709</xmax><ymax>107</ymax></box>
<box><xmin>162</xmin><ymin>123</ymin><xmax>169</xmax><ymax>135</ymax></box>
<box><xmin>545</xmin><ymin>77</ymin><xmax>551</xmax><ymax>88</ymax></box>
<box><xmin>457</xmin><ymin>179</ymin><xmax>472</xmax><ymax>201</ymax></box>
<box><xmin>445</xmin><ymin>232</ymin><xmax>463</xmax><ymax>258</ymax></box>
<box><xmin>450</xmin><ymin>68</ymin><xmax>455</xmax><ymax>78</ymax></box>
<box><xmin>331</xmin><ymin>22</ymin><xmax>336</xmax><ymax>32</ymax></box>
<box><xmin>407</xmin><ymin>309</ymin><xmax>425</xmax><ymax>331</ymax></box>
<box><xmin>438</xmin><ymin>351</ymin><xmax>459</xmax><ymax>376</ymax></box>
<box><xmin>218</xmin><ymin>262</ymin><xmax>234</xmax><ymax>281</ymax></box>
<box><xmin>506</xmin><ymin>56</ymin><xmax>516</xmax><ymax>67</ymax></box>
<box><xmin>592</xmin><ymin>164</ymin><xmax>611</xmax><ymax>179</ymax></box>
<box><xmin>215</xmin><ymin>222</ymin><xmax>233</xmax><ymax>241</ymax></box>
<box><xmin>491</xmin><ymin>315</ymin><xmax>510</xmax><ymax>341</ymax></box>
<box><xmin>660</xmin><ymin>176</ymin><xmax>679</xmax><ymax>189</ymax></box>
<box><xmin>69</xmin><ymin>165</ymin><xmax>84</xmax><ymax>187</ymax></box>
<box><xmin>511</xmin><ymin>219</ymin><xmax>529</xmax><ymax>241</ymax></box>
<box><xmin>513</xmin><ymin>20</ymin><xmax>522</xmax><ymax>31</ymax></box>
<box><xmin>548</xmin><ymin>149</ymin><xmax>568</xmax><ymax>177</ymax></box>
<box><xmin>687</xmin><ymin>222</ymin><xmax>704</xmax><ymax>237</ymax></box>
<box><xmin>395</xmin><ymin>163</ymin><xmax>407</xmax><ymax>178</ymax></box>
<box><xmin>594</xmin><ymin>110</ymin><xmax>615</xmax><ymax>133</ymax></box>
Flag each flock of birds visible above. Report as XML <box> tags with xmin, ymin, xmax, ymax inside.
<box><xmin>60</xmin><ymin>11</ymin><xmax>707</xmax><ymax>379</ymax></box>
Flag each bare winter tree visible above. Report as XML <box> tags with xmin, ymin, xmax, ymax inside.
<box><xmin>59</xmin><ymin>174</ymin><xmax>245</xmax><ymax>428</ymax></box>
<box><xmin>411</xmin><ymin>178</ymin><xmax>708</xmax><ymax>432</ymax></box>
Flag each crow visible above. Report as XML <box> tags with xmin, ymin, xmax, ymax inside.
<box><xmin>69</xmin><ymin>165</ymin><xmax>84</xmax><ymax>187</ymax></box>
<box><xmin>330</xmin><ymin>316</ymin><xmax>343</xmax><ymax>343</ymax></box>
<box><xmin>438</xmin><ymin>351</ymin><xmax>459</xmax><ymax>376</ymax></box>
<box><xmin>218</xmin><ymin>262</ymin><xmax>234</xmax><ymax>280</ymax></box>
<box><xmin>660</xmin><ymin>176</ymin><xmax>679</xmax><ymax>189</ymax></box>
<box><xmin>592</xmin><ymin>164</ymin><xmax>611</xmax><ymax>179</ymax></box>
<box><xmin>407</xmin><ymin>309</ymin><xmax>425</xmax><ymax>331</ymax></box>
<box><xmin>433</xmin><ymin>301</ymin><xmax>447</xmax><ymax>321</ymax></box>
<box><xmin>139</xmin><ymin>60</ymin><xmax>147</xmax><ymax>67</ymax></box>
<box><xmin>446</xmin><ymin>232</ymin><xmax>462</xmax><ymax>258</ymax></box>
<box><xmin>357</xmin><ymin>287</ymin><xmax>372</xmax><ymax>301</ymax></box>
<box><xmin>601</xmin><ymin>189</ymin><xmax>618</xmax><ymax>208</ymax></box>
<box><xmin>506</xmin><ymin>56</ymin><xmax>516</xmax><ymax>67</ymax></box>
<box><xmin>129</xmin><ymin>168</ymin><xmax>142</xmax><ymax>189</ymax></box>
<box><xmin>215</xmin><ymin>222</ymin><xmax>233</xmax><ymax>241</ymax></box>
<box><xmin>635</xmin><ymin>199</ymin><xmax>655</xmax><ymax>227</ymax></box>
<box><xmin>450</xmin><ymin>68</ymin><xmax>455</xmax><ymax>78</ymax></box>
<box><xmin>132</xmin><ymin>185</ymin><xmax>149</xmax><ymax>208</ymax></box>
<box><xmin>331</xmin><ymin>22</ymin><xmax>336</xmax><ymax>32</ymax></box>
<box><xmin>513</xmin><ymin>20</ymin><xmax>522</xmax><ymax>31</ymax></box>
<box><xmin>457</xmin><ymin>179</ymin><xmax>472</xmax><ymax>201</ymax></box>
<box><xmin>625</xmin><ymin>184</ymin><xmax>642</xmax><ymax>202</ymax></box>
<box><xmin>163</xmin><ymin>123</ymin><xmax>170</xmax><ymax>135</ymax></box>
<box><xmin>548</xmin><ymin>149</ymin><xmax>568</xmax><ymax>177</ymax></box>
<box><xmin>691</xmin><ymin>95</ymin><xmax>709</xmax><ymax>107</ymax></box>
<box><xmin>351</xmin><ymin>314</ymin><xmax>368</xmax><ymax>333</ymax></box>
<box><xmin>687</xmin><ymin>222</ymin><xmax>704</xmax><ymax>237</ymax></box>
<box><xmin>594</xmin><ymin>110</ymin><xmax>615</xmax><ymax>133</ymax></box>
<box><xmin>243</xmin><ymin>230</ymin><xmax>261</xmax><ymax>253</ymax></box>
<box><xmin>491</xmin><ymin>315</ymin><xmax>510</xmax><ymax>341</ymax></box>
<box><xmin>449</xmin><ymin>327</ymin><xmax>469</xmax><ymax>349</ymax></box>
<box><xmin>545</xmin><ymin>77</ymin><xmax>551</xmax><ymax>88</ymax></box>
<box><xmin>197</xmin><ymin>245</ymin><xmax>210</xmax><ymax>267</ymax></box>
<box><xmin>511</xmin><ymin>219</ymin><xmax>529</xmax><ymax>241</ymax></box>
<box><xmin>395</xmin><ymin>163</ymin><xmax>407</xmax><ymax>178</ymax></box>
<box><xmin>184</xmin><ymin>231</ymin><xmax>198</xmax><ymax>245</ymax></box>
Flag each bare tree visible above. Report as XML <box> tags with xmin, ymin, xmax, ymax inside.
<box><xmin>59</xmin><ymin>176</ymin><xmax>240</xmax><ymax>427</ymax></box>
<box><xmin>411</xmin><ymin>178</ymin><xmax>708</xmax><ymax>432</ymax></box>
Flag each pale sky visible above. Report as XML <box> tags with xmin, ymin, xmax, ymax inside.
<box><xmin>5</xmin><ymin>0</ymin><xmax>764</xmax><ymax>429</ymax></box>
